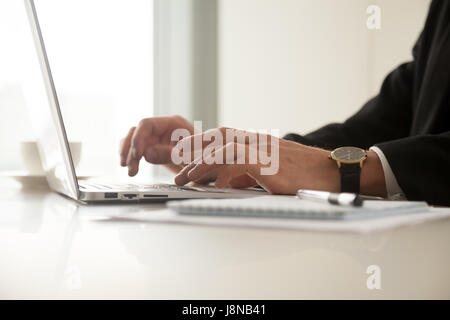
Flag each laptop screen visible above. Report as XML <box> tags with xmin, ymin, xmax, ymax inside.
<box><xmin>23</xmin><ymin>0</ymin><xmax>79</xmax><ymax>199</ymax></box>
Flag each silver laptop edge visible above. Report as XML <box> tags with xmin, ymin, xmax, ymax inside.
<box><xmin>24</xmin><ymin>0</ymin><xmax>80</xmax><ymax>200</ymax></box>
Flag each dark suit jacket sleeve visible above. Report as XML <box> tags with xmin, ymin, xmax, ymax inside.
<box><xmin>283</xmin><ymin>58</ymin><xmax>417</xmax><ymax>150</ymax></box>
<box><xmin>374</xmin><ymin>132</ymin><xmax>450</xmax><ymax>205</ymax></box>
<box><xmin>284</xmin><ymin>27</ymin><xmax>450</xmax><ymax>205</ymax></box>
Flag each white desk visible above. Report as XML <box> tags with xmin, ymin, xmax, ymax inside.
<box><xmin>0</xmin><ymin>181</ymin><xmax>449</xmax><ymax>299</ymax></box>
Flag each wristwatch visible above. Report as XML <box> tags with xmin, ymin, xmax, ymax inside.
<box><xmin>329</xmin><ymin>147</ymin><xmax>367</xmax><ymax>194</ymax></box>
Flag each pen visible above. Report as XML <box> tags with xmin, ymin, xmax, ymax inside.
<box><xmin>296</xmin><ymin>189</ymin><xmax>363</xmax><ymax>207</ymax></box>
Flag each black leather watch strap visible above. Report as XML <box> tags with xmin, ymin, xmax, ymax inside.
<box><xmin>339</xmin><ymin>163</ymin><xmax>361</xmax><ymax>193</ymax></box>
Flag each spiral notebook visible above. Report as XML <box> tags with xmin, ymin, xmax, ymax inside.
<box><xmin>167</xmin><ymin>196</ymin><xmax>429</xmax><ymax>220</ymax></box>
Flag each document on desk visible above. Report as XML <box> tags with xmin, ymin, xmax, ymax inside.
<box><xmin>104</xmin><ymin>196</ymin><xmax>450</xmax><ymax>234</ymax></box>
<box><xmin>167</xmin><ymin>196</ymin><xmax>429</xmax><ymax>220</ymax></box>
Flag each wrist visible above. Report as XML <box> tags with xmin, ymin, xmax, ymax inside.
<box><xmin>314</xmin><ymin>148</ymin><xmax>341</xmax><ymax>193</ymax></box>
<box><xmin>360</xmin><ymin>150</ymin><xmax>387</xmax><ymax>197</ymax></box>
<box><xmin>325</xmin><ymin>148</ymin><xmax>387</xmax><ymax>196</ymax></box>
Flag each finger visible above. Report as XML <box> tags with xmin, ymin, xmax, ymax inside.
<box><xmin>229</xmin><ymin>174</ymin><xmax>257</xmax><ymax>189</ymax></box>
<box><xmin>183</xmin><ymin>141</ymin><xmax>242</xmax><ymax>182</ymax></box>
<box><xmin>174</xmin><ymin>127</ymin><xmax>256</xmax><ymax>158</ymax></box>
<box><xmin>214</xmin><ymin>166</ymin><xmax>248</xmax><ymax>188</ymax></box>
<box><xmin>241</xmin><ymin>167</ymin><xmax>280</xmax><ymax>194</ymax></box>
<box><xmin>120</xmin><ymin>127</ymin><xmax>136</xmax><ymax>166</ymax></box>
<box><xmin>143</xmin><ymin>145</ymin><xmax>173</xmax><ymax>164</ymax></box>
<box><xmin>186</xmin><ymin>162</ymin><xmax>223</xmax><ymax>183</ymax></box>
<box><xmin>127</xmin><ymin>120</ymin><xmax>155</xmax><ymax>176</ymax></box>
<box><xmin>174</xmin><ymin>161</ymin><xmax>197</xmax><ymax>186</ymax></box>
<box><xmin>127</xmin><ymin>117</ymin><xmax>177</xmax><ymax>176</ymax></box>
<box><xmin>175</xmin><ymin>127</ymin><xmax>257</xmax><ymax>152</ymax></box>
<box><xmin>126</xmin><ymin>144</ymin><xmax>140</xmax><ymax>177</ymax></box>
<box><xmin>175</xmin><ymin>128</ymin><xmax>277</xmax><ymax>166</ymax></box>
<box><xmin>175</xmin><ymin>130</ymin><xmax>223</xmax><ymax>163</ymax></box>
<box><xmin>192</xmin><ymin>167</ymin><xmax>220</xmax><ymax>185</ymax></box>
<box><xmin>165</xmin><ymin>163</ymin><xmax>184</xmax><ymax>174</ymax></box>
<box><xmin>188</xmin><ymin>141</ymin><xmax>277</xmax><ymax>193</ymax></box>
<box><xmin>214</xmin><ymin>143</ymin><xmax>269</xmax><ymax>191</ymax></box>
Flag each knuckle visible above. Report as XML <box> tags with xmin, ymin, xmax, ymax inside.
<box><xmin>173</xmin><ymin>115</ymin><xmax>184</xmax><ymax>122</ymax></box>
<box><xmin>138</xmin><ymin>118</ymin><xmax>149</xmax><ymax>128</ymax></box>
<box><xmin>218</xmin><ymin>126</ymin><xmax>228</xmax><ymax>134</ymax></box>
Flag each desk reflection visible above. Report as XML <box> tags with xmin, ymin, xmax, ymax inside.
<box><xmin>1</xmin><ymin>187</ymin><xmax>447</xmax><ymax>299</ymax></box>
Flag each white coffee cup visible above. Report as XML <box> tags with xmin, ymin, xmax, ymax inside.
<box><xmin>20</xmin><ymin>141</ymin><xmax>82</xmax><ymax>175</ymax></box>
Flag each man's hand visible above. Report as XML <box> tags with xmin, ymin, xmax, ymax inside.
<box><xmin>173</xmin><ymin>128</ymin><xmax>387</xmax><ymax>196</ymax></box>
<box><xmin>119</xmin><ymin>119</ymin><xmax>258</xmax><ymax>187</ymax></box>
<box><xmin>174</xmin><ymin>134</ymin><xmax>340</xmax><ymax>194</ymax></box>
<box><xmin>120</xmin><ymin>115</ymin><xmax>194</xmax><ymax>176</ymax></box>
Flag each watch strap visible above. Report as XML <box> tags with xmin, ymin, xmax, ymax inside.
<box><xmin>339</xmin><ymin>163</ymin><xmax>361</xmax><ymax>193</ymax></box>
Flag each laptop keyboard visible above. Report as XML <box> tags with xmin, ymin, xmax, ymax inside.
<box><xmin>79</xmin><ymin>182</ymin><xmax>202</xmax><ymax>192</ymax></box>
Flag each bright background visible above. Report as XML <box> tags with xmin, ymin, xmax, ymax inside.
<box><xmin>218</xmin><ymin>0</ymin><xmax>430</xmax><ymax>134</ymax></box>
<box><xmin>0</xmin><ymin>0</ymin><xmax>153</xmax><ymax>176</ymax></box>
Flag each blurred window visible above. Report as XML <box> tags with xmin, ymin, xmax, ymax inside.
<box><xmin>0</xmin><ymin>0</ymin><xmax>153</xmax><ymax>176</ymax></box>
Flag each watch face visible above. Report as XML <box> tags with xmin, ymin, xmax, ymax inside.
<box><xmin>331</xmin><ymin>147</ymin><xmax>367</xmax><ymax>162</ymax></box>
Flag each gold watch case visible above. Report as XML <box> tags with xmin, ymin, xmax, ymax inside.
<box><xmin>329</xmin><ymin>146</ymin><xmax>367</xmax><ymax>168</ymax></box>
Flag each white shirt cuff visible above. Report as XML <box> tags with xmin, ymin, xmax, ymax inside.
<box><xmin>369</xmin><ymin>146</ymin><xmax>406</xmax><ymax>200</ymax></box>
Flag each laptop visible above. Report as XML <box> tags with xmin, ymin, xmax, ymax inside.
<box><xmin>23</xmin><ymin>0</ymin><xmax>265</xmax><ymax>203</ymax></box>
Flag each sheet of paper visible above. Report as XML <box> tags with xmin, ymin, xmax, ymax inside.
<box><xmin>105</xmin><ymin>207</ymin><xmax>450</xmax><ymax>234</ymax></box>
<box><xmin>167</xmin><ymin>196</ymin><xmax>429</xmax><ymax>220</ymax></box>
